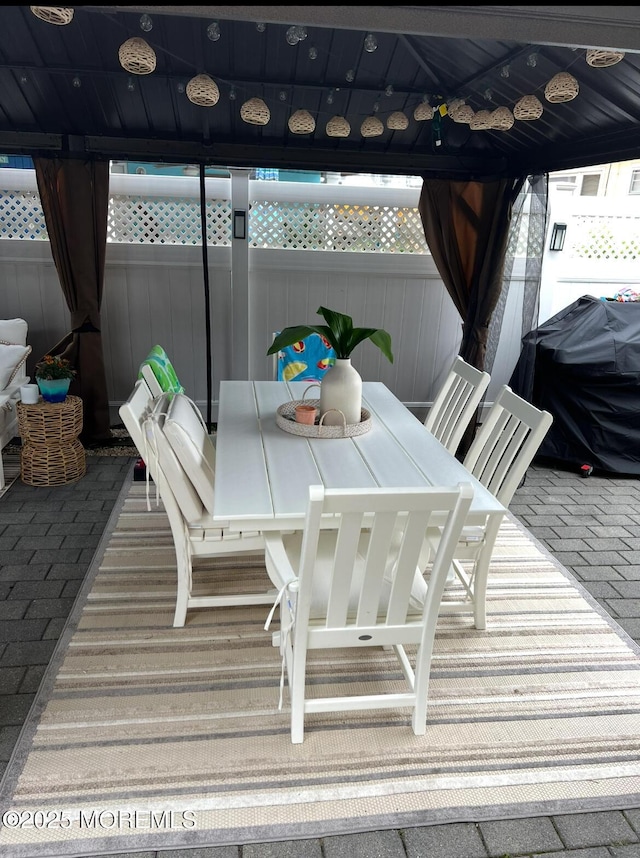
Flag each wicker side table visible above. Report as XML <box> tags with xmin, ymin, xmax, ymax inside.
<box><xmin>17</xmin><ymin>395</ymin><xmax>86</xmax><ymax>486</ymax></box>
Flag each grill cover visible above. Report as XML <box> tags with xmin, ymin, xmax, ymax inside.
<box><xmin>510</xmin><ymin>295</ymin><xmax>640</xmax><ymax>475</ymax></box>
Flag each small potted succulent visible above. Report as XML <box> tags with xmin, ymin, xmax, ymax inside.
<box><xmin>35</xmin><ymin>354</ymin><xmax>76</xmax><ymax>403</ymax></box>
<box><xmin>268</xmin><ymin>307</ymin><xmax>393</xmax><ymax>425</ymax></box>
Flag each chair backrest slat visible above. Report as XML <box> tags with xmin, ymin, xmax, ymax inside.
<box><xmin>297</xmin><ymin>484</ymin><xmax>474</xmax><ymax>636</ymax></box>
<box><xmin>425</xmin><ymin>356</ymin><xmax>491</xmax><ymax>455</ymax></box>
<box><xmin>355</xmin><ymin>511</ymin><xmax>397</xmax><ymax>626</ymax></box>
<box><xmin>463</xmin><ymin>385</ymin><xmax>553</xmax><ymax>507</ymax></box>
<box><xmin>118</xmin><ymin>379</ymin><xmax>156</xmax><ymax>464</ymax></box>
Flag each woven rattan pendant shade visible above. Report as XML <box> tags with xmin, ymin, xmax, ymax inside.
<box><xmin>288</xmin><ymin>109</ymin><xmax>315</xmax><ymax>134</ymax></box>
<box><xmin>413</xmin><ymin>102</ymin><xmax>434</xmax><ymax>121</ymax></box>
<box><xmin>586</xmin><ymin>48</ymin><xmax>625</xmax><ymax>68</ymax></box>
<box><xmin>118</xmin><ymin>38</ymin><xmax>156</xmax><ymax>75</ymax></box>
<box><xmin>360</xmin><ymin>116</ymin><xmax>384</xmax><ymax>137</ymax></box>
<box><xmin>454</xmin><ymin>104</ymin><xmax>475</xmax><ymax>124</ymax></box>
<box><xmin>544</xmin><ymin>72</ymin><xmax>579</xmax><ymax>103</ymax></box>
<box><xmin>326</xmin><ymin>115</ymin><xmax>350</xmax><ymax>137</ymax></box>
<box><xmin>240</xmin><ymin>98</ymin><xmax>270</xmax><ymax>125</ymax></box>
<box><xmin>387</xmin><ymin>111</ymin><xmax>409</xmax><ymax>130</ymax></box>
<box><xmin>186</xmin><ymin>74</ymin><xmax>220</xmax><ymax>107</ymax></box>
<box><xmin>448</xmin><ymin>101</ymin><xmax>474</xmax><ymax>124</ymax></box>
<box><xmin>513</xmin><ymin>95</ymin><xmax>543</xmax><ymax>120</ymax></box>
<box><xmin>469</xmin><ymin>109</ymin><xmax>492</xmax><ymax>131</ymax></box>
<box><xmin>490</xmin><ymin>106</ymin><xmax>515</xmax><ymax>130</ymax></box>
<box><xmin>30</xmin><ymin>6</ymin><xmax>74</xmax><ymax>24</ymax></box>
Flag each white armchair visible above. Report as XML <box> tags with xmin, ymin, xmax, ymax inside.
<box><xmin>0</xmin><ymin>318</ymin><xmax>31</xmax><ymax>489</ymax></box>
<box><xmin>119</xmin><ymin>383</ymin><xmax>275</xmax><ymax>627</ymax></box>
<box><xmin>263</xmin><ymin>481</ymin><xmax>474</xmax><ymax>743</ymax></box>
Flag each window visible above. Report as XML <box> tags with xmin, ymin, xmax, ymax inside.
<box><xmin>580</xmin><ymin>174</ymin><xmax>600</xmax><ymax>196</ymax></box>
<box><xmin>630</xmin><ymin>170</ymin><xmax>640</xmax><ymax>195</ymax></box>
<box><xmin>549</xmin><ymin>174</ymin><xmax>578</xmax><ymax>195</ymax></box>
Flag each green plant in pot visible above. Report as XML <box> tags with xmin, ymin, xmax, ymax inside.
<box><xmin>35</xmin><ymin>354</ymin><xmax>76</xmax><ymax>403</ymax></box>
<box><xmin>267</xmin><ymin>306</ymin><xmax>393</xmax><ymax>426</ymax></box>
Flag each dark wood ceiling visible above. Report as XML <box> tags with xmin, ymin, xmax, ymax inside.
<box><xmin>1</xmin><ymin>5</ymin><xmax>639</xmax><ymax>179</ymax></box>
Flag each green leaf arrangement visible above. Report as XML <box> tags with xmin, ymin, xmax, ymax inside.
<box><xmin>267</xmin><ymin>306</ymin><xmax>394</xmax><ymax>363</ymax></box>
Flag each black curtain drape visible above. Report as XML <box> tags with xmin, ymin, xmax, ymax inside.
<box><xmin>493</xmin><ymin>174</ymin><xmax>549</xmax><ymax>400</ymax></box>
<box><xmin>419</xmin><ymin>177</ymin><xmax>525</xmax><ymax>372</ymax></box>
<box><xmin>419</xmin><ymin>176</ymin><xmax>530</xmax><ymax>455</ymax></box>
<box><xmin>33</xmin><ymin>157</ymin><xmax>111</xmax><ymax>444</ymax></box>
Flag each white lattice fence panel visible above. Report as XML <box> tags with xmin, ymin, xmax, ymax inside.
<box><xmin>507</xmin><ymin>212</ymin><xmax>545</xmax><ymax>258</ymax></box>
<box><xmin>0</xmin><ymin>191</ymin><xmax>48</xmax><ymax>240</ymax></box>
<box><xmin>249</xmin><ymin>201</ymin><xmax>428</xmax><ymax>253</ymax></box>
<box><xmin>107</xmin><ymin>195</ymin><xmax>231</xmax><ymax>245</ymax></box>
<box><xmin>570</xmin><ymin>214</ymin><xmax>640</xmax><ymax>260</ymax></box>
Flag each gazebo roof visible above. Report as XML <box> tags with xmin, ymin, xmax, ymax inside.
<box><xmin>2</xmin><ymin>6</ymin><xmax>640</xmax><ymax>179</ymax></box>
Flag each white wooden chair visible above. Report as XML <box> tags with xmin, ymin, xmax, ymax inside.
<box><xmin>119</xmin><ymin>383</ymin><xmax>275</xmax><ymax>627</ymax></box>
<box><xmin>428</xmin><ymin>384</ymin><xmax>553</xmax><ymax>630</ymax></box>
<box><xmin>424</xmin><ymin>355</ymin><xmax>491</xmax><ymax>456</ymax></box>
<box><xmin>263</xmin><ymin>481</ymin><xmax>474</xmax><ymax>743</ymax></box>
<box><xmin>118</xmin><ymin>378</ymin><xmax>157</xmax><ymax>454</ymax></box>
<box><xmin>139</xmin><ymin>362</ymin><xmax>163</xmax><ymax>397</ymax></box>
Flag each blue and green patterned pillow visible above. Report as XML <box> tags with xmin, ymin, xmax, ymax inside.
<box><xmin>276</xmin><ymin>333</ymin><xmax>336</xmax><ymax>383</ymax></box>
<box><xmin>138</xmin><ymin>345</ymin><xmax>184</xmax><ymax>395</ymax></box>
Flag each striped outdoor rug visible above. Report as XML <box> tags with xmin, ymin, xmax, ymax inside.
<box><xmin>2</xmin><ymin>477</ymin><xmax>640</xmax><ymax>858</ymax></box>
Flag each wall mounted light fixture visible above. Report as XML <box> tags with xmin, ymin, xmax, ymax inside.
<box><xmin>233</xmin><ymin>210</ymin><xmax>246</xmax><ymax>240</ymax></box>
<box><xmin>549</xmin><ymin>222</ymin><xmax>566</xmax><ymax>251</ymax></box>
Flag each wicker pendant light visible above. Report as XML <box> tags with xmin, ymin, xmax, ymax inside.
<box><xmin>288</xmin><ymin>109</ymin><xmax>316</xmax><ymax>134</ymax></box>
<box><xmin>387</xmin><ymin>111</ymin><xmax>409</xmax><ymax>130</ymax></box>
<box><xmin>186</xmin><ymin>74</ymin><xmax>220</xmax><ymax>107</ymax></box>
<box><xmin>544</xmin><ymin>72</ymin><xmax>579</xmax><ymax>103</ymax></box>
<box><xmin>586</xmin><ymin>48</ymin><xmax>625</xmax><ymax>68</ymax></box>
<box><xmin>118</xmin><ymin>38</ymin><xmax>157</xmax><ymax>75</ymax></box>
<box><xmin>413</xmin><ymin>101</ymin><xmax>434</xmax><ymax>121</ymax></box>
<box><xmin>469</xmin><ymin>109</ymin><xmax>492</xmax><ymax>131</ymax></box>
<box><xmin>30</xmin><ymin>6</ymin><xmax>74</xmax><ymax>25</ymax></box>
<box><xmin>326</xmin><ymin>115</ymin><xmax>350</xmax><ymax>138</ymax></box>
<box><xmin>451</xmin><ymin>103</ymin><xmax>475</xmax><ymax>124</ymax></box>
<box><xmin>240</xmin><ymin>97</ymin><xmax>270</xmax><ymax>126</ymax></box>
<box><xmin>490</xmin><ymin>106</ymin><xmax>515</xmax><ymax>131</ymax></box>
<box><xmin>448</xmin><ymin>100</ymin><xmax>474</xmax><ymax>124</ymax></box>
<box><xmin>513</xmin><ymin>95</ymin><xmax>543</xmax><ymax>120</ymax></box>
<box><xmin>360</xmin><ymin>116</ymin><xmax>384</xmax><ymax>137</ymax></box>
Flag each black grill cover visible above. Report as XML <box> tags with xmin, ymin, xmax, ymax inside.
<box><xmin>510</xmin><ymin>295</ymin><xmax>640</xmax><ymax>475</ymax></box>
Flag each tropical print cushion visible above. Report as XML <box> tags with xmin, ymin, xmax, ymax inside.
<box><xmin>138</xmin><ymin>345</ymin><xmax>184</xmax><ymax>395</ymax></box>
<box><xmin>276</xmin><ymin>332</ymin><xmax>335</xmax><ymax>383</ymax></box>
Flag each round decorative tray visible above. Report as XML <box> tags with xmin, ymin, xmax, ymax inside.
<box><xmin>276</xmin><ymin>398</ymin><xmax>372</xmax><ymax>439</ymax></box>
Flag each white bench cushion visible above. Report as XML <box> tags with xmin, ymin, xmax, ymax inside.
<box><xmin>0</xmin><ymin>319</ymin><xmax>28</xmax><ymax>346</ymax></box>
<box><xmin>162</xmin><ymin>393</ymin><xmax>216</xmax><ymax>516</ymax></box>
<box><xmin>0</xmin><ymin>344</ymin><xmax>31</xmax><ymax>391</ymax></box>
<box><xmin>147</xmin><ymin>394</ymin><xmax>206</xmax><ymax>525</ymax></box>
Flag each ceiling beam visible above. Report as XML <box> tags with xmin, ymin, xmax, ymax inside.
<box><xmin>0</xmin><ymin>130</ymin><xmax>509</xmax><ymax>179</ymax></box>
<box><xmin>86</xmin><ymin>7</ymin><xmax>640</xmax><ymax>52</ymax></box>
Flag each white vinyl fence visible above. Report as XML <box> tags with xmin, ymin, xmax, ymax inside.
<box><xmin>1</xmin><ymin>168</ymin><xmax>638</xmax><ymax>423</ymax></box>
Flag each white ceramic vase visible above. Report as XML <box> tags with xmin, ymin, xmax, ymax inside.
<box><xmin>319</xmin><ymin>358</ymin><xmax>362</xmax><ymax>426</ymax></box>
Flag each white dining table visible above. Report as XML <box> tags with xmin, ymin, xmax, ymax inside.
<box><xmin>213</xmin><ymin>380</ymin><xmax>506</xmax><ymax>532</ymax></box>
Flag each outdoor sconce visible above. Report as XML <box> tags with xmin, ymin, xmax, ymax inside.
<box><xmin>233</xmin><ymin>209</ymin><xmax>246</xmax><ymax>240</ymax></box>
<box><xmin>549</xmin><ymin>222</ymin><xmax>566</xmax><ymax>251</ymax></box>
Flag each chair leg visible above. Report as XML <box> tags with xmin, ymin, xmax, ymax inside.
<box><xmin>411</xmin><ymin>635</ymin><xmax>435</xmax><ymax>736</ymax></box>
<box><xmin>289</xmin><ymin>643</ymin><xmax>308</xmax><ymax>744</ymax></box>
<box><xmin>172</xmin><ymin>538</ymin><xmax>192</xmax><ymax>628</ymax></box>
<box><xmin>173</xmin><ymin>589</ymin><xmax>189</xmax><ymax>628</ymax></box>
<box><xmin>471</xmin><ymin>516</ymin><xmax>503</xmax><ymax>631</ymax></box>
